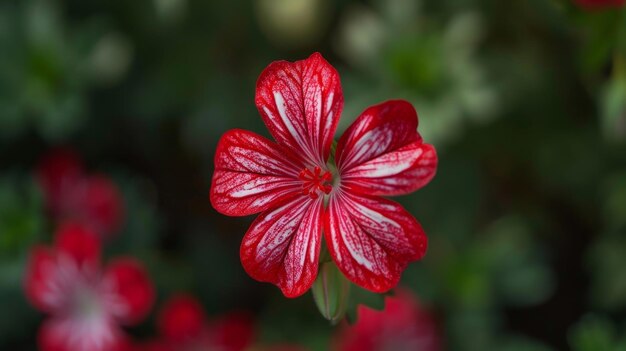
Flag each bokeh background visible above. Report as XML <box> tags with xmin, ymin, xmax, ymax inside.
<box><xmin>1</xmin><ymin>0</ymin><xmax>626</xmax><ymax>350</ymax></box>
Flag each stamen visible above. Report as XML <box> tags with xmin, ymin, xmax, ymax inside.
<box><xmin>298</xmin><ymin>166</ymin><xmax>333</xmax><ymax>198</ymax></box>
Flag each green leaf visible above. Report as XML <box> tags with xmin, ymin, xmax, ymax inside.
<box><xmin>0</xmin><ymin>174</ymin><xmax>44</xmax><ymax>259</ymax></box>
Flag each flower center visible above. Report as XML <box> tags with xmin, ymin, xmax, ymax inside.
<box><xmin>298</xmin><ymin>166</ymin><xmax>333</xmax><ymax>199</ymax></box>
<box><xmin>72</xmin><ymin>284</ymin><xmax>103</xmax><ymax>320</ymax></box>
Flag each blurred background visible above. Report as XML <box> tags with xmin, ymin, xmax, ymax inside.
<box><xmin>1</xmin><ymin>0</ymin><xmax>626</xmax><ymax>350</ymax></box>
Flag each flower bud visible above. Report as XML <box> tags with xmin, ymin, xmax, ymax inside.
<box><xmin>312</xmin><ymin>261</ymin><xmax>350</xmax><ymax>324</ymax></box>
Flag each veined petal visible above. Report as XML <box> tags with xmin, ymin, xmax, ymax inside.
<box><xmin>103</xmin><ymin>258</ymin><xmax>155</xmax><ymax>325</ymax></box>
<box><xmin>211</xmin><ymin>129</ymin><xmax>304</xmax><ymax>216</ymax></box>
<box><xmin>240</xmin><ymin>196</ymin><xmax>324</xmax><ymax>298</ymax></box>
<box><xmin>255</xmin><ymin>52</ymin><xmax>343</xmax><ymax>166</ymax></box>
<box><xmin>324</xmin><ymin>192</ymin><xmax>427</xmax><ymax>293</ymax></box>
<box><xmin>336</xmin><ymin>100</ymin><xmax>436</xmax><ymax>196</ymax></box>
<box><xmin>342</xmin><ymin>142</ymin><xmax>437</xmax><ymax>196</ymax></box>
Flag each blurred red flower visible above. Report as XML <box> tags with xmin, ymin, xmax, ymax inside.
<box><xmin>37</xmin><ymin>148</ymin><xmax>124</xmax><ymax>238</ymax></box>
<box><xmin>210</xmin><ymin>52</ymin><xmax>437</xmax><ymax>297</ymax></box>
<box><xmin>141</xmin><ymin>294</ymin><xmax>255</xmax><ymax>351</ymax></box>
<box><xmin>255</xmin><ymin>346</ymin><xmax>310</xmax><ymax>351</ymax></box>
<box><xmin>333</xmin><ymin>290</ymin><xmax>441</xmax><ymax>351</ymax></box>
<box><xmin>575</xmin><ymin>0</ymin><xmax>625</xmax><ymax>8</ymax></box>
<box><xmin>24</xmin><ymin>222</ymin><xmax>155</xmax><ymax>351</ymax></box>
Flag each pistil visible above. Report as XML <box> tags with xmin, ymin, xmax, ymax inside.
<box><xmin>298</xmin><ymin>166</ymin><xmax>333</xmax><ymax>199</ymax></box>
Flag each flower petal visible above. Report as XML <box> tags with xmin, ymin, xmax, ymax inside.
<box><xmin>334</xmin><ymin>289</ymin><xmax>441</xmax><ymax>351</ymax></box>
<box><xmin>240</xmin><ymin>197</ymin><xmax>324</xmax><ymax>297</ymax></box>
<box><xmin>103</xmin><ymin>258</ymin><xmax>155</xmax><ymax>325</ymax></box>
<box><xmin>211</xmin><ymin>129</ymin><xmax>305</xmax><ymax>216</ymax></box>
<box><xmin>157</xmin><ymin>294</ymin><xmax>206</xmax><ymax>341</ymax></box>
<box><xmin>36</xmin><ymin>148</ymin><xmax>84</xmax><ymax>216</ymax></box>
<box><xmin>25</xmin><ymin>225</ymin><xmax>101</xmax><ymax>314</ymax></box>
<box><xmin>67</xmin><ymin>175</ymin><xmax>125</xmax><ymax>237</ymax></box>
<box><xmin>336</xmin><ymin>100</ymin><xmax>436</xmax><ymax>195</ymax></box>
<box><xmin>37</xmin><ymin>149</ymin><xmax>125</xmax><ymax>237</ymax></box>
<box><xmin>324</xmin><ymin>192</ymin><xmax>427</xmax><ymax>293</ymax></box>
<box><xmin>38</xmin><ymin>317</ymin><xmax>123</xmax><ymax>351</ymax></box>
<box><xmin>138</xmin><ymin>340</ymin><xmax>175</xmax><ymax>351</ymax></box>
<box><xmin>54</xmin><ymin>222</ymin><xmax>101</xmax><ymax>266</ymax></box>
<box><xmin>255</xmin><ymin>52</ymin><xmax>343</xmax><ymax>166</ymax></box>
<box><xmin>209</xmin><ymin>312</ymin><xmax>255</xmax><ymax>351</ymax></box>
<box><xmin>342</xmin><ymin>142</ymin><xmax>437</xmax><ymax>196</ymax></box>
<box><xmin>24</xmin><ymin>246</ymin><xmax>58</xmax><ymax>313</ymax></box>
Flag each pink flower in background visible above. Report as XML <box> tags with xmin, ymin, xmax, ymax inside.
<box><xmin>210</xmin><ymin>53</ymin><xmax>437</xmax><ymax>297</ymax></box>
<box><xmin>37</xmin><ymin>148</ymin><xmax>124</xmax><ymax>238</ymax></box>
<box><xmin>24</xmin><ymin>222</ymin><xmax>155</xmax><ymax>351</ymax></box>
<box><xmin>141</xmin><ymin>294</ymin><xmax>255</xmax><ymax>351</ymax></box>
<box><xmin>333</xmin><ymin>290</ymin><xmax>441</xmax><ymax>351</ymax></box>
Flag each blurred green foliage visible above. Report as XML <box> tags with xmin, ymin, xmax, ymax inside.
<box><xmin>1</xmin><ymin>0</ymin><xmax>626</xmax><ymax>350</ymax></box>
<box><xmin>0</xmin><ymin>174</ymin><xmax>44</xmax><ymax>346</ymax></box>
<box><xmin>569</xmin><ymin>315</ymin><xmax>626</xmax><ymax>351</ymax></box>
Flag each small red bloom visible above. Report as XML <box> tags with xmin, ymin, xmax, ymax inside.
<box><xmin>141</xmin><ymin>294</ymin><xmax>255</xmax><ymax>351</ymax></box>
<box><xmin>37</xmin><ymin>149</ymin><xmax>83</xmax><ymax>207</ymax></box>
<box><xmin>256</xmin><ymin>346</ymin><xmax>310</xmax><ymax>351</ymax></box>
<box><xmin>333</xmin><ymin>290</ymin><xmax>441</xmax><ymax>351</ymax></box>
<box><xmin>24</xmin><ymin>222</ymin><xmax>155</xmax><ymax>351</ymax></box>
<box><xmin>37</xmin><ymin>148</ymin><xmax>124</xmax><ymax>237</ymax></box>
<box><xmin>210</xmin><ymin>53</ymin><xmax>437</xmax><ymax>297</ymax></box>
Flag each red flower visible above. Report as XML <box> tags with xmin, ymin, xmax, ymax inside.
<box><xmin>37</xmin><ymin>148</ymin><xmax>124</xmax><ymax>237</ymax></box>
<box><xmin>210</xmin><ymin>53</ymin><xmax>437</xmax><ymax>297</ymax></box>
<box><xmin>141</xmin><ymin>294</ymin><xmax>255</xmax><ymax>351</ymax></box>
<box><xmin>24</xmin><ymin>222</ymin><xmax>155</xmax><ymax>351</ymax></box>
<box><xmin>333</xmin><ymin>290</ymin><xmax>441</xmax><ymax>351</ymax></box>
